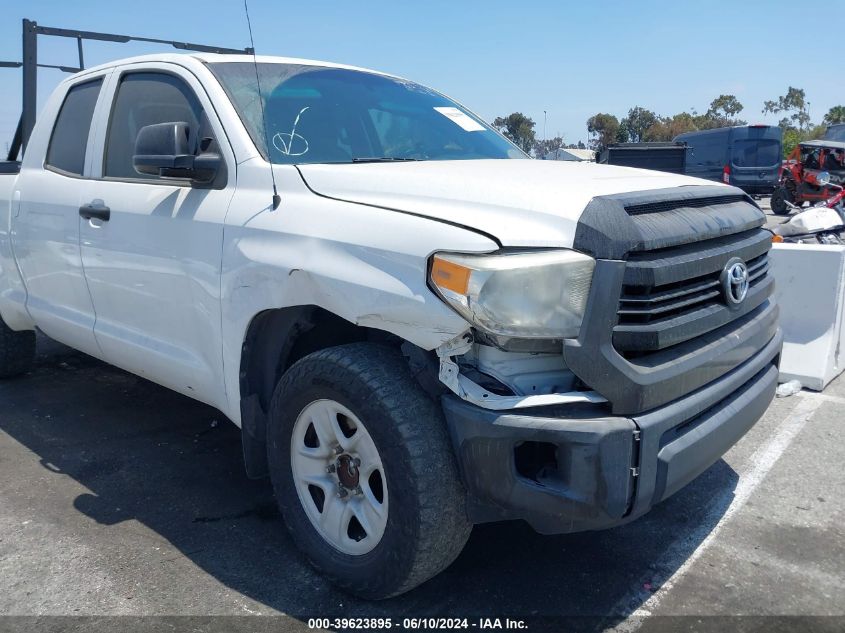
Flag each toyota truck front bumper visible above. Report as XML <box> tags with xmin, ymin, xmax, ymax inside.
<box><xmin>441</xmin><ymin>330</ymin><xmax>782</xmax><ymax>534</ymax></box>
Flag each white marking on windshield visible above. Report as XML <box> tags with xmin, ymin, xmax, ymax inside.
<box><xmin>273</xmin><ymin>106</ymin><xmax>310</xmax><ymax>156</ymax></box>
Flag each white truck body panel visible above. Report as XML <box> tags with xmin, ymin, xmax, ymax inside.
<box><xmin>0</xmin><ymin>178</ymin><xmax>30</xmax><ymax>331</ymax></box>
<box><xmin>0</xmin><ymin>53</ymin><xmax>729</xmax><ymax>426</ymax></box>
<box><xmin>298</xmin><ymin>159</ymin><xmax>711</xmax><ymax>248</ymax></box>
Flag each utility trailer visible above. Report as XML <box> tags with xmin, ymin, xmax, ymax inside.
<box><xmin>598</xmin><ymin>141</ymin><xmax>688</xmax><ymax>174</ymax></box>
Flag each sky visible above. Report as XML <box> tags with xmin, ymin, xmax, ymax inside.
<box><xmin>1</xmin><ymin>0</ymin><xmax>842</xmax><ymax>155</ymax></box>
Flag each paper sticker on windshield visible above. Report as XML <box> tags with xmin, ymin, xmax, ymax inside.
<box><xmin>434</xmin><ymin>107</ymin><xmax>485</xmax><ymax>132</ymax></box>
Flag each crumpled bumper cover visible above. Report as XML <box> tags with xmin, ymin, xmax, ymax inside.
<box><xmin>441</xmin><ymin>330</ymin><xmax>781</xmax><ymax>534</ymax></box>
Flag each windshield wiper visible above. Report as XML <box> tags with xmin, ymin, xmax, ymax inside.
<box><xmin>351</xmin><ymin>156</ymin><xmax>423</xmax><ymax>163</ymax></box>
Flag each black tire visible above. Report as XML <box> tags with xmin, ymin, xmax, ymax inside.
<box><xmin>267</xmin><ymin>342</ymin><xmax>471</xmax><ymax>599</ymax></box>
<box><xmin>0</xmin><ymin>319</ymin><xmax>35</xmax><ymax>378</ymax></box>
<box><xmin>770</xmin><ymin>185</ymin><xmax>793</xmax><ymax>215</ymax></box>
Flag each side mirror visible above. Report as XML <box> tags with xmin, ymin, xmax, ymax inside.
<box><xmin>133</xmin><ymin>121</ymin><xmax>220</xmax><ymax>183</ymax></box>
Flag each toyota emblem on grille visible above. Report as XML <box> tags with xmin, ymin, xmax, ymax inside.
<box><xmin>721</xmin><ymin>258</ymin><xmax>749</xmax><ymax>307</ymax></box>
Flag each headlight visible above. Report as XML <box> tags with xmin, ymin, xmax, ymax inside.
<box><xmin>429</xmin><ymin>250</ymin><xmax>595</xmax><ymax>338</ymax></box>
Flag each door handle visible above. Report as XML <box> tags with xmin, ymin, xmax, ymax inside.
<box><xmin>79</xmin><ymin>201</ymin><xmax>110</xmax><ymax>222</ymax></box>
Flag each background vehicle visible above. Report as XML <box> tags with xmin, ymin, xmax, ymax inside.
<box><xmin>598</xmin><ymin>141</ymin><xmax>687</xmax><ymax>174</ymax></box>
<box><xmin>771</xmin><ymin>140</ymin><xmax>845</xmax><ymax>214</ymax></box>
<box><xmin>825</xmin><ymin>123</ymin><xmax>845</xmax><ymax>142</ymax></box>
<box><xmin>544</xmin><ymin>147</ymin><xmax>596</xmax><ymax>161</ymax></box>
<box><xmin>674</xmin><ymin>125</ymin><xmax>783</xmax><ymax>194</ymax></box>
<box><xmin>0</xmin><ymin>20</ymin><xmax>782</xmax><ymax>600</ymax></box>
<box><xmin>770</xmin><ymin>171</ymin><xmax>845</xmax><ymax>243</ymax></box>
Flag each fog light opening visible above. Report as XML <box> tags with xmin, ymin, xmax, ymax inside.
<box><xmin>514</xmin><ymin>441</ymin><xmax>558</xmax><ymax>483</ymax></box>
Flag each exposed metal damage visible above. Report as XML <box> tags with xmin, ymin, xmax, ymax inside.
<box><xmin>435</xmin><ymin>332</ymin><xmax>607</xmax><ymax>410</ymax></box>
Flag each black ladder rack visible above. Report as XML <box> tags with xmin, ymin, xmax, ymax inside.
<box><xmin>3</xmin><ymin>18</ymin><xmax>253</xmax><ymax>161</ymax></box>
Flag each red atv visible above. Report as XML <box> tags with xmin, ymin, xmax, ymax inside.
<box><xmin>771</xmin><ymin>139</ymin><xmax>845</xmax><ymax>214</ymax></box>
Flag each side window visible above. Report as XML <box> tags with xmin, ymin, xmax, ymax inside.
<box><xmin>690</xmin><ymin>136</ymin><xmax>722</xmax><ymax>166</ymax></box>
<box><xmin>104</xmin><ymin>72</ymin><xmax>206</xmax><ymax>180</ymax></box>
<box><xmin>45</xmin><ymin>78</ymin><xmax>103</xmax><ymax>176</ymax></box>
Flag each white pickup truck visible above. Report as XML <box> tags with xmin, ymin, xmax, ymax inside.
<box><xmin>0</xmin><ymin>53</ymin><xmax>781</xmax><ymax>599</ymax></box>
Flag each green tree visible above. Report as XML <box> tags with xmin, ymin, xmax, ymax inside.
<box><xmin>781</xmin><ymin>128</ymin><xmax>802</xmax><ymax>157</ymax></box>
<box><xmin>492</xmin><ymin>113</ymin><xmax>536</xmax><ymax>154</ymax></box>
<box><xmin>763</xmin><ymin>87</ymin><xmax>810</xmax><ymax>131</ymax></box>
<box><xmin>616</xmin><ymin>119</ymin><xmax>631</xmax><ymax>143</ymax></box>
<box><xmin>642</xmin><ymin>119</ymin><xmax>670</xmax><ymax>142</ymax></box>
<box><xmin>823</xmin><ymin>105</ymin><xmax>845</xmax><ymax>126</ymax></box>
<box><xmin>780</xmin><ymin>125</ymin><xmax>826</xmax><ymax>157</ymax></box>
<box><xmin>620</xmin><ymin>107</ymin><xmax>659</xmax><ymax>143</ymax></box>
<box><xmin>533</xmin><ymin>136</ymin><xmax>565</xmax><ymax>158</ymax></box>
<box><xmin>692</xmin><ymin>94</ymin><xmax>747</xmax><ymax>129</ymax></box>
<box><xmin>644</xmin><ymin>112</ymin><xmax>699</xmax><ymax>141</ymax></box>
<box><xmin>586</xmin><ymin>113</ymin><xmax>621</xmax><ymax>153</ymax></box>
<box><xmin>707</xmin><ymin>94</ymin><xmax>744</xmax><ymax>119</ymax></box>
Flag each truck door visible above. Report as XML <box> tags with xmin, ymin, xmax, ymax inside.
<box><xmin>79</xmin><ymin>65</ymin><xmax>236</xmax><ymax>409</ymax></box>
<box><xmin>12</xmin><ymin>75</ymin><xmax>109</xmax><ymax>357</ymax></box>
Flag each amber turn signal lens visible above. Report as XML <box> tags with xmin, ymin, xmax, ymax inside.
<box><xmin>431</xmin><ymin>256</ymin><xmax>471</xmax><ymax>295</ymax></box>
<box><xmin>771</xmin><ymin>234</ymin><xmax>784</xmax><ymax>243</ymax></box>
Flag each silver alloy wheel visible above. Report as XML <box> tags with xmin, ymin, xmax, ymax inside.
<box><xmin>290</xmin><ymin>399</ymin><xmax>389</xmax><ymax>555</ymax></box>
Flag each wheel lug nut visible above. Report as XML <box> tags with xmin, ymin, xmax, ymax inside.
<box><xmin>354</xmin><ymin>486</ymin><xmax>363</xmax><ymax>496</ymax></box>
<box><xmin>352</xmin><ymin>458</ymin><xmax>361</xmax><ymax>467</ymax></box>
<box><xmin>326</xmin><ymin>464</ymin><xmax>336</xmax><ymax>473</ymax></box>
<box><xmin>334</xmin><ymin>445</ymin><xmax>344</xmax><ymax>455</ymax></box>
<box><xmin>337</xmin><ymin>486</ymin><xmax>348</xmax><ymax>498</ymax></box>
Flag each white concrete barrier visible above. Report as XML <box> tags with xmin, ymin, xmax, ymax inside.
<box><xmin>769</xmin><ymin>243</ymin><xmax>845</xmax><ymax>390</ymax></box>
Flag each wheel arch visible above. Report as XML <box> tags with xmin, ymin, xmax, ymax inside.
<box><xmin>238</xmin><ymin>305</ymin><xmax>403</xmax><ymax>478</ymax></box>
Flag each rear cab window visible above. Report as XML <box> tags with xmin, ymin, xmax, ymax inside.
<box><xmin>45</xmin><ymin>78</ymin><xmax>103</xmax><ymax>176</ymax></box>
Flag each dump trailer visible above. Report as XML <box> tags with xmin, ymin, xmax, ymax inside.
<box><xmin>598</xmin><ymin>142</ymin><xmax>688</xmax><ymax>174</ymax></box>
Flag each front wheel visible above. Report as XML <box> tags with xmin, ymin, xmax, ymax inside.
<box><xmin>770</xmin><ymin>185</ymin><xmax>793</xmax><ymax>215</ymax></box>
<box><xmin>267</xmin><ymin>343</ymin><xmax>471</xmax><ymax>599</ymax></box>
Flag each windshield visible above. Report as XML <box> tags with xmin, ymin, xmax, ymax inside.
<box><xmin>826</xmin><ymin>124</ymin><xmax>845</xmax><ymax>142</ymax></box>
<box><xmin>732</xmin><ymin>139</ymin><xmax>781</xmax><ymax>167</ymax></box>
<box><xmin>208</xmin><ymin>62</ymin><xmax>525</xmax><ymax>164</ymax></box>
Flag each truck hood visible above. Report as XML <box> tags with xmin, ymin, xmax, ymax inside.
<box><xmin>297</xmin><ymin>159</ymin><xmax>717</xmax><ymax>248</ymax></box>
